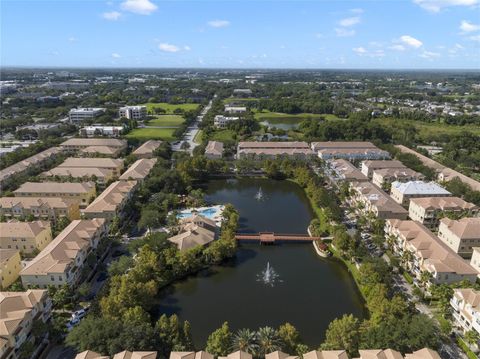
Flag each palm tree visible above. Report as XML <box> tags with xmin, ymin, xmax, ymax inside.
<box><xmin>231</xmin><ymin>329</ymin><xmax>258</xmax><ymax>355</ymax></box>
<box><xmin>256</xmin><ymin>327</ymin><xmax>282</xmax><ymax>357</ymax></box>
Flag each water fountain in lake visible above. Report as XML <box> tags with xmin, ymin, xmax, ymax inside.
<box><xmin>257</xmin><ymin>262</ymin><xmax>282</xmax><ymax>287</ymax></box>
<box><xmin>255</xmin><ymin>187</ymin><xmax>264</xmax><ymax>201</ymax></box>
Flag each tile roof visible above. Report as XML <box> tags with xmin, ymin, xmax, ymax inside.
<box><xmin>14</xmin><ymin>181</ymin><xmax>95</xmax><ymax>194</ymax></box>
<box><xmin>132</xmin><ymin>140</ymin><xmax>163</xmax><ymax>156</ymax></box>
<box><xmin>205</xmin><ymin>141</ymin><xmax>224</xmax><ymax>156</ymax></box>
<box><xmin>409</xmin><ymin>196</ymin><xmax>476</xmax><ymax>211</ymax></box>
<box><xmin>42</xmin><ymin>167</ymin><xmax>115</xmax><ymax>179</ymax></box>
<box><xmin>58</xmin><ymin>157</ymin><xmax>124</xmax><ymax>169</ymax></box>
<box><xmin>440</xmin><ymin>217</ymin><xmax>480</xmax><ymax>239</ymax></box>
<box><xmin>61</xmin><ymin>138</ymin><xmax>127</xmax><ymax>148</ymax></box>
<box><xmin>0</xmin><ymin>197</ymin><xmax>76</xmax><ymax>210</ymax></box>
<box><xmin>119</xmin><ymin>159</ymin><xmax>157</xmax><ymax>180</ymax></box>
<box><xmin>83</xmin><ymin>181</ymin><xmax>136</xmax><ymax>215</ymax></box>
<box><xmin>0</xmin><ymin>220</ymin><xmax>50</xmax><ymax>239</ymax></box>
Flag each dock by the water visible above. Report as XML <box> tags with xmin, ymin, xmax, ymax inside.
<box><xmin>235</xmin><ymin>232</ymin><xmax>321</xmax><ymax>244</ymax></box>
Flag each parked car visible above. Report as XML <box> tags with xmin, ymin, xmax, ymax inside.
<box><xmin>366</xmin><ymin>243</ymin><xmax>377</xmax><ymax>250</ymax></box>
<box><xmin>66</xmin><ymin>317</ymin><xmax>80</xmax><ymax>331</ymax></box>
<box><xmin>71</xmin><ymin>307</ymin><xmax>89</xmax><ymax>321</ymax></box>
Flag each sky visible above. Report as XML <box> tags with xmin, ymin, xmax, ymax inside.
<box><xmin>1</xmin><ymin>0</ymin><xmax>480</xmax><ymax>69</ymax></box>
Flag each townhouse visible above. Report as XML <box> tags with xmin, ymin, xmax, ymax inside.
<box><xmin>119</xmin><ymin>105</ymin><xmax>147</xmax><ymax>120</ymax></box>
<box><xmin>408</xmin><ymin>196</ymin><xmax>478</xmax><ymax>230</ymax></box>
<box><xmin>349</xmin><ymin>182</ymin><xmax>408</xmax><ymax>220</ymax></box>
<box><xmin>76</xmin><ymin>350</ymin><xmax>156</xmax><ymax>359</ymax></box>
<box><xmin>0</xmin><ymin>197</ymin><xmax>80</xmax><ymax>222</ymax></box>
<box><xmin>14</xmin><ymin>182</ymin><xmax>96</xmax><ymax>208</ymax></box>
<box><xmin>237</xmin><ymin>142</ymin><xmax>315</xmax><ymax>159</ymax></box>
<box><xmin>311</xmin><ymin>142</ymin><xmax>390</xmax><ymax>161</ymax></box>
<box><xmin>57</xmin><ymin>157</ymin><xmax>124</xmax><ymax>176</ymax></box>
<box><xmin>361</xmin><ymin>160</ymin><xmax>406</xmax><ymax>178</ymax></box>
<box><xmin>390</xmin><ymin>181</ymin><xmax>451</xmax><ymax>207</ymax></box>
<box><xmin>0</xmin><ymin>221</ymin><xmax>52</xmax><ymax>255</ymax></box>
<box><xmin>0</xmin><ymin>289</ymin><xmax>52</xmax><ymax>359</ymax></box>
<box><xmin>132</xmin><ymin>140</ymin><xmax>163</xmax><ymax>159</ymax></box>
<box><xmin>82</xmin><ymin>181</ymin><xmax>137</xmax><ymax>221</ymax></box>
<box><xmin>470</xmin><ymin>248</ymin><xmax>480</xmax><ymax>279</ymax></box>
<box><xmin>79</xmin><ymin>146</ymin><xmax>124</xmax><ymax>158</ymax></box>
<box><xmin>204</xmin><ymin>141</ymin><xmax>224</xmax><ymax>159</ymax></box>
<box><xmin>60</xmin><ymin>138</ymin><xmax>127</xmax><ymax>155</ymax></box>
<box><xmin>372</xmin><ymin>167</ymin><xmax>424</xmax><ymax>189</ymax></box>
<box><xmin>327</xmin><ymin>159</ymin><xmax>368</xmax><ymax>183</ymax></box>
<box><xmin>41</xmin><ymin>166</ymin><xmax>116</xmax><ymax>187</ymax></box>
<box><xmin>385</xmin><ymin>219</ymin><xmax>477</xmax><ymax>285</ymax></box>
<box><xmin>20</xmin><ymin>218</ymin><xmax>107</xmax><ymax>288</ymax></box>
<box><xmin>0</xmin><ymin>250</ymin><xmax>21</xmax><ymax>290</ymax></box>
<box><xmin>168</xmin><ymin>215</ymin><xmax>217</xmax><ymax>251</ymax></box>
<box><xmin>450</xmin><ymin>288</ymin><xmax>480</xmax><ymax>336</ymax></box>
<box><xmin>119</xmin><ymin>159</ymin><xmax>157</xmax><ymax>182</ymax></box>
<box><xmin>438</xmin><ymin>217</ymin><xmax>480</xmax><ymax>259</ymax></box>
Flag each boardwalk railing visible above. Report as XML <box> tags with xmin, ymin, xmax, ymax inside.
<box><xmin>235</xmin><ymin>232</ymin><xmax>321</xmax><ymax>243</ymax></box>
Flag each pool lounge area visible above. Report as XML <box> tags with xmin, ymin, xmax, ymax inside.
<box><xmin>176</xmin><ymin>205</ymin><xmax>225</xmax><ymax>225</ymax></box>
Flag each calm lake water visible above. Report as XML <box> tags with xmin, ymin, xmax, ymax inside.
<box><xmin>156</xmin><ymin>178</ymin><xmax>365</xmax><ymax>347</ymax></box>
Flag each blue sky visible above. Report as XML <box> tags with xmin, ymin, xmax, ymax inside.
<box><xmin>2</xmin><ymin>0</ymin><xmax>480</xmax><ymax>68</ymax></box>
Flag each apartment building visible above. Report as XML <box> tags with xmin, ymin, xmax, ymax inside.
<box><xmin>237</xmin><ymin>142</ymin><xmax>314</xmax><ymax>159</ymax></box>
<box><xmin>327</xmin><ymin>159</ymin><xmax>368</xmax><ymax>182</ymax></box>
<box><xmin>390</xmin><ymin>181</ymin><xmax>451</xmax><ymax>206</ymax></box>
<box><xmin>69</xmin><ymin>108</ymin><xmax>106</xmax><ymax>123</ymax></box>
<box><xmin>311</xmin><ymin>141</ymin><xmax>379</xmax><ymax>153</ymax></box>
<box><xmin>60</xmin><ymin>138</ymin><xmax>127</xmax><ymax>153</ymax></box>
<box><xmin>204</xmin><ymin>141</ymin><xmax>224</xmax><ymax>159</ymax></box>
<box><xmin>80</xmin><ymin>125</ymin><xmax>124</xmax><ymax>138</ymax></box>
<box><xmin>408</xmin><ymin>197</ymin><xmax>478</xmax><ymax>230</ymax></box>
<box><xmin>450</xmin><ymin>288</ymin><xmax>480</xmax><ymax>336</ymax></box>
<box><xmin>132</xmin><ymin>140</ymin><xmax>163</xmax><ymax>159</ymax></box>
<box><xmin>0</xmin><ymin>147</ymin><xmax>63</xmax><ymax>187</ymax></box>
<box><xmin>385</xmin><ymin>219</ymin><xmax>477</xmax><ymax>285</ymax></box>
<box><xmin>349</xmin><ymin>182</ymin><xmax>408</xmax><ymax>220</ymax></box>
<box><xmin>41</xmin><ymin>166</ymin><xmax>116</xmax><ymax>186</ymax></box>
<box><xmin>0</xmin><ymin>197</ymin><xmax>80</xmax><ymax>222</ymax></box>
<box><xmin>372</xmin><ymin>167</ymin><xmax>425</xmax><ymax>189</ymax></box>
<box><xmin>470</xmin><ymin>248</ymin><xmax>480</xmax><ymax>279</ymax></box>
<box><xmin>0</xmin><ymin>290</ymin><xmax>52</xmax><ymax>359</ymax></box>
<box><xmin>119</xmin><ymin>159</ymin><xmax>157</xmax><ymax>182</ymax></box>
<box><xmin>76</xmin><ymin>350</ymin><xmax>157</xmax><ymax>359</ymax></box>
<box><xmin>58</xmin><ymin>157</ymin><xmax>124</xmax><ymax>176</ymax></box>
<box><xmin>0</xmin><ymin>221</ymin><xmax>52</xmax><ymax>255</ymax></box>
<box><xmin>119</xmin><ymin>105</ymin><xmax>147</xmax><ymax>120</ymax></box>
<box><xmin>14</xmin><ymin>182</ymin><xmax>96</xmax><ymax>208</ymax></box>
<box><xmin>224</xmin><ymin>105</ymin><xmax>246</xmax><ymax>114</ymax></box>
<box><xmin>214</xmin><ymin>115</ymin><xmax>239</xmax><ymax>128</ymax></box>
<box><xmin>0</xmin><ymin>250</ymin><xmax>21</xmax><ymax>290</ymax></box>
<box><xmin>20</xmin><ymin>219</ymin><xmax>107</xmax><ymax>288</ymax></box>
<box><xmin>82</xmin><ymin>181</ymin><xmax>137</xmax><ymax>221</ymax></box>
<box><xmin>79</xmin><ymin>145</ymin><xmax>124</xmax><ymax>157</ymax></box>
<box><xmin>361</xmin><ymin>160</ymin><xmax>406</xmax><ymax>178</ymax></box>
<box><xmin>437</xmin><ymin>217</ymin><xmax>480</xmax><ymax>259</ymax></box>
<box><xmin>356</xmin><ymin>350</ymin><xmax>403</xmax><ymax>359</ymax></box>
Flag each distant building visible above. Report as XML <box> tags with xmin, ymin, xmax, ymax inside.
<box><xmin>372</xmin><ymin>168</ymin><xmax>425</xmax><ymax>189</ymax></box>
<box><xmin>0</xmin><ymin>197</ymin><xmax>80</xmax><ymax>222</ymax></box>
<box><xmin>390</xmin><ymin>181</ymin><xmax>451</xmax><ymax>206</ymax></box>
<box><xmin>214</xmin><ymin>115</ymin><xmax>239</xmax><ymax>128</ymax></box>
<box><xmin>132</xmin><ymin>140</ymin><xmax>163</xmax><ymax>159</ymax></box>
<box><xmin>237</xmin><ymin>141</ymin><xmax>314</xmax><ymax>159</ymax></box>
<box><xmin>41</xmin><ymin>166</ymin><xmax>116</xmax><ymax>187</ymax></box>
<box><xmin>80</xmin><ymin>125</ymin><xmax>124</xmax><ymax>138</ymax></box>
<box><xmin>0</xmin><ymin>221</ymin><xmax>52</xmax><ymax>255</ymax></box>
<box><xmin>224</xmin><ymin>105</ymin><xmax>247</xmax><ymax>114</ymax></box>
<box><xmin>58</xmin><ymin>157</ymin><xmax>124</xmax><ymax>176</ymax></box>
<box><xmin>361</xmin><ymin>160</ymin><xmax>406</xmax><ymax>178</ymax></box>
<box><xmin>119</xmin><ymin>105</ymin><xmax>147</xmax><ymax>120</ymax></box>
<box><xmin>327</xmin><ymin>159</ymin><xmax>368</xmax><ymax>183</ymax></box>
<box><xmin>438</xmin><ymin>218</ymin><xmax>480</xmax><ymax>259</ymax></box>
<box><xmin>311</xmin><ymin>142</ymin><xmax>390</xmax><ymax>161</ymax></box>
<box><xmin>204</xmin><ymin>141</ymin><xmax>224</xmax><ymax>159</ymax></box>
<box><xmin>233</xmin><ymin>89</ymin><xmax>253</xmax><ymax>97</ymax></box>
<box><xmin>450</xmin><ymin>288</ymin><xmax>480</xmax><ymax>336</ymax></box>
<box><xmin>69</xmin><ymin>108</ymin><xmax>106</xmax><ymax>123</ymax></box>
<box><xmin>0</xmin><ymin>249</ymin><xmax>21</xmax><ymax>289</ymax></box>
<box><xmin>61</xmin><ymin>138</ymin><xmax>127</xmax><ymax>153</ymax></box>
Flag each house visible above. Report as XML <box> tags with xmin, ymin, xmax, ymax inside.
<box><xmin>390</xmin><ymin>181</ymin><xmax>451</xmax><ymax>206</ymax></box>
<box><xmin>302</xmin><ymin>350</ymin><xmax>348</xmax><ymax>359</ymax></box>
<box><xmin>237</xmin><ymin>142</ymin><xmax>314</xmax><ymax>159</ymax></box>
<box><xmin>403</xmin><ymin>348</ymin><xmax>441</xmax><ymax>359</ymax></box>
<box><xmin>0</xmin><ymin>221</ymin><xmax>52</xmax><ymax>255</ymax></box>
<box><xmin>408</xmin><ymin>197</ymin><xmax>478</xmax><ymax>230</ymax></box>
<box><xmin>119</xmin><ymin>159</ymin><xmax>157</xmax><ymax>182</ymax></box>
<box><xmin>349</xmin><ymin>182</ymin><xmax>408</xmax><ymax>220</ymax></box>
<box><xmin>361</xmin><ymin>160</ymin><xmax>406</xmax><ymax>178</ymax></box>
<box><xmin>170</xmin><ymin>352</ymin><xmax>213</xmax><ymax>359</ymax></box>
<box><xmin>327</xmin><ymin>159</ymin><xmax>368</xmax><ymax>182</ymax></box>
<box><xmin>385</xmin><ymin>219</ymin><xmax>478</xmax><ymax>285</ymax></box>
<box><xmin>0</xmin><ymin>197</ymin><xmax>80</xmax><ymax>222</ymax></box>
<box><xmin>204</xmin><ymin>141</ymin><xmax>224</xmax><ymax>159</ymax></box>
<box><xmin>438</xmin><ymin>218</ymin><xmax>480</xmax><ymax>259</ymax></box>
<box><xmin>356</xmin><ymin>349</ymin><xmax>403</xmax><ymax>359</ymax></box>
<box><xmin>0</xmin><ymin>289</ymin><xmax>52</xmax><ymax>359</ymax></box>
<box><xmin>20</xmin><ymin>219</ymin><xmax>107</xmax><ymax>288</ymax></box>
<box><xmin>80</xmin><ymin>125</ymin><xmax>124</xmax><ymax>138</ymax></box>
<box><xmin>60</xmin><ymin>138</ymin><xmax>127</xmax><ymax>154</ymax></box>
<box><xmin>69</xmin><ymin>108</ymin><xmax>106</xmax><ymax>123</ymax></box>
<box><xmin>57</xmin><ymin>157</ymin><xmax>124</xmax><ymax>176</ymax></box>
<box><xmin>219</xmin><ymin>351</ymin><xmax>252</xmax><ymax>359</ymax></box>
<box><xmin>75</xmin><ymin>351</ymin><xmax>109</xmax><ymax>359</ymax></box>
<box><xmin>14</xmin><ymin>182</ymin><xmax>96</xmax><ymax>208</ymax></box>
<box><xmin>119</xmin><ymin>105</ymin><xmax>147</xmax><ymax>120</ymax></box>
<box><xmin>41</xmin><ymin>166</ymin><xmax>116</xmax><ymax>187</ymax></box>
<box><xmin>450</xmin><ymin>288</ymin><xmax>480</xmax><ymax>336</ymax></box>
<box><xmin>132</xmin><ymin>140</ymin><xmax>163</xmax><ymax>159</ymax></box>
<box><xmin>0</xmin><ymin>250</ymin><xmax>21</xmax><ymax>289</ymax></box>
<box><xmin>168</xmin><ymin>215</ymin><xmax>217</xmax><ymax>251</ymax></box>
<box><xmin>75</xmin><ymin>350</ymin><xmax>157</xmax><ymax>359</ymax></box>
<box><xmin>265</xmin><ymin>351</ymin><xmax>298</xmax><ymax>359</ymax></box>
<box><xmin>214</xmin><ymin>115</ymin><xmax>239</xmax><ymax>128</ymax></box>
<box><xmin>82</xmin><ymin>181</ymin><xmax>137</xmax><ymax>221</ymax></box>
<box><xmin>224</xmin><ymin>105</ymin><xmax>247</xmax><ymax>114</ymax></box>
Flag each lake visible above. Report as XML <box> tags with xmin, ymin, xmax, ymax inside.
<box><xmin>156</xmin><ymin>178</ymin><xmax>365</xmax><ymax>348</ymax></box>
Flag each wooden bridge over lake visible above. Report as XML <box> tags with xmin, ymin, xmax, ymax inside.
<box><xmin>235</xmin><ymin>232</ymin><xmax>321</xmax><ymax>244</ymax></box>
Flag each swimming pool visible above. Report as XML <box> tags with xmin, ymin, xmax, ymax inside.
<box><xmin>176</xmin><ymin>205</ymin><xmax>224</xmax><ymax>221</ymax></box>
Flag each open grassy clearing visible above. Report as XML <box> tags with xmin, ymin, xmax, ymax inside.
<box><xmin>374</xmin><ymin>118</ymin><xmax>480</xmax><ymax>136</ymax></box>
<box><xmin>147</xmin><ymin>115</ymin><xmax>184</xmax><ymax>127</ymax></box>
<box><xmin>209</xmin><ymin>130</ymin><xmax>236</xmax><ymax>142</ymax></box>
<box><xmin>254</xmin><ymin>110</ymin><xmax>342</xmax><ymax>122</ymax></box>
<box><xmin>126</xmin><ymin>128</ymin><xmax>176</xmax><ymax>141</ymax></box>
<box><xmin>143</xmin><ymin>102</ymin><xmax>200</xmax><ymax>114</ymax></box>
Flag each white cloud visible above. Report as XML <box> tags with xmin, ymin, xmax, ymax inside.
<box><xmin>183</xmin><ymin>45</ymin><xmax>191</xmax><ymax>51</ymax></box>
<box><xmin>413</xmin><ymin>0</ymin><xmax>479</xmax><ymax>12</ymax></box>
<box><xmin>335</xmin><ymin>28</ymin><xmax>355</xmax><ymax>37</ymax></box>
<box><xmin>120</xmin><ymin>0</ymin><xmax>157</xmax><ymax>15</ymax></box>
<box><xmin>470</xmin><ymin>34</ymin><xmax>480</xmax><ymax>41</ymax></box>
<box><xmin>353</xmin><ymin>47</ymin><xmax>385</xmax><ymax>57</ymax></box>
<box><xmin>350</xmin><ymin>8</ymin><xmax>364</xmax><ymax>14</ymax></box>
<box><xmin>353</xmin><ymin>46</ymin><xmax>367</xmax><ymax>54</ymax></box>
<box><xmin>111</xmin><ymin>53</ymin><xmax>121</xmax><ymax>58</ymax></box>
<box><xmin>339</xmin><ymin>16</ymin><xmax>360</xmax><ymax>27</ymax></box>
<box><xmin>420</xmin><ymin>50</ymin><xmax>441</xmax><ymax>58</ymax></box>
<box><xmin>158</xmin><ymin>43</ymin><xmax>180</xmax><ymax>53</ymax></box>
<box><xmin>399</xmin><ymin>35</ymin><xmax>423</xmax><ymax>48</ymax></box>
<box><xmin>103</xmin><ymin>11</ymin><xmax>122</xmax><ymax>20</ymax></box>
<box><xmin>389</xmin><ymin>44</ymin><xmax>406</xmax><ymax>51</ymax></box>
<box><xmin>207</xmin><ymin>20</ymin><xmax>230</xmax><ymax>28</ymax></box>
<box><xmin>460</xmin><ymin>20</ymin><xmax>480</xmax><ymax>33</ymax></box>
<box><xmin>68</xmin><ymin>36</ymin><xmax>77</xmax><ymax>43</ymax></box>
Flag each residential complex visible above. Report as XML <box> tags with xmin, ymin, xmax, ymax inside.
<box><xmin>119</xmin><ymin>105</ymin><xmax>147</xmax><ymax>120</ymax></box>
<box><xmin>79</xmin><ymin>125</ymin><xmax>124</xmax><ymax>138</ymax></box>
<box><xmin>0</xmin><ymin>289</ymin><xmax>52</xmax><ymax>359</ymax></box>
<box><xmin>14</xmin><ymin>182</ymin><xmax>96</xmax><ymax>208</ymax></box>
<box><xmin>214</xmin><ymin>115</ymin><xmax>239</xmax><ymax>128</ymax></box>
<box><xmin>224</xmin><ymin>105</ymin><xmax>246</xmax><ymax>114</ymax></box>
<box><xmin>372</xmin><ymin>167</ymin><xmax>424</xmax><ymax>189</ymax></box>
<box><xmin>41</xmin><ymin>166</ymin><xmax>116</xmax><ymax>186</ymax></box>
<box><xmin>237</xmin><ymin>142</ymin><xmax>314</xmax><ymax>159</ymax></box>
<box><xmin>57</xmin><ymin>157</ymin><xmax>124</xmax><ymax>176</ymax></box>
<box><xmin>60</xmin><ymin>138</ymin><xmax>127</xmax><ymax>154</ymax></box>
<box><xmin>450</xmin><ymin>288</ymin><xmax>480</xmax><ymax>336</ymax></box>
<box><xmin>408</xmin><ymin>196</ymin><xmax>478</xmax><ymax>230</ymax></box>
<box><xmin>311</xmin><ymin>142</ymin><xmax>390</xmax><ymax>161</ymax></box>
<box><xmin>0</xmin><ymin>221</ymin><xmax>52</xmax><ymax>254</ymax></box>
<box><xmin>79</xmin><ymin>145</ymin><xmax>124</xmax><ymax>157</ymax></box>
<box><xmin>385</xmin><ymin>219</ymin><xmax>477</xmax><ymax>285</ymax></box>
<box><xmin>0</xmin><ymin>197</ymin><xmax>80</xmax><ymax>222</ymax></box>
<box><xmin>327</xmin><ymin>159</ymin><xmax>368</xmax><ymax>182</ymax></box>
<box><xmin>119</xmin><ymin>159</ymin><xmax>157</xmax><ymax>182</ymax></box>
<box><xmin>0</xmin><ymin>249</ymin><xmax>21</xmax><ymax>289</ymax></box>
<box><xmin>361</xmin><ymin>160</ymin><xmax>406</xmax><ymax>178</ymax></box>
<box><xmin>204</xmin><ymin>141</ymin><xmax>224</xmax><ymax>159</ymax></box>
<box><xmin>470</xmin><ymin>248</ymin><xmax>480</xmax><ymax>278</ymax></box>
<box><xmin>69</xmin><ymin>108</ymin><xmax>106</xmax><ymax>123</ymax></box>
<box><xmin>20</xmin><ymin>219</ymin><xmax>107</xmax><ymax>288</ymax></box>
<box><xmin>132</xmin><ymin>140</ymin><xmax>162</xmax><ymax>159</ymax></box>
<box><xmin>390</xmin><ymin>181</ymin><xmax>451</xmax><ymax>206</ymax></box>
<box><xmin>437</xmin><ymin>217</ymin><xmax>480</xmax><ymax>258</ymax></box>
<box><xmin>76</xmin><ymin>350</ymin><xmax>157</xmax><ymax>359</ymax></box>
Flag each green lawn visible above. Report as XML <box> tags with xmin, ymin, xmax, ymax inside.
<box><xmin>210</xmin><ymin>130</ymin><xmax>236</xmax><ymax>141</ymax></box>
<box><xmin>126</xmin><ymin>128</ymin><xmax>176</xmax><ymax>140</ymax></box>
<box><xmin>374</xmin><ymin>118</ymin><xmax>480</xmax><ymax>137</ymax></box>
<box><xmin>143</xmin><ymin>102</ymin><xmax>200</xmax><ymax>114</ymax></box>
<box><xmin>194</xmin><ymin>130</ymin><xmax>203</xmax><ymax>144</ymax></box>
<box><xmin>147</xmin><ymin>115</ymin><xmax>184</xmax><ymax>127</ymax></box>
<box><xmin>254</xmin><ymin>110</ymin><xmax>341</xmax><ymax>122</ymax></box>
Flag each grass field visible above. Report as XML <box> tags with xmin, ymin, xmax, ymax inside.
<box><xmin>374</xmin><ymin>118</ymin><xmax>480</xmax><ymax>137</ymax></box>
<box><xmin>144</xmin><ymin>102</ymin><xmax>200</xmax><ymax>114</ymax></box>
<box><xmin>210</xmin><ymin>130</ymin><xmax>236</xmax><ymax>141</ymax></box>
<box><xmin>254</xmin><ymin>110</ymin><xmax>341</xmax><ymax>122</ymax></box>
<box><xmin>147</xmin><ymin>115</ymin><xmax>184</xmax><ymax>127</ymax></box>
<box><xmin>126</xmin><ymin>128</ymin><xmax>176</xmax><ymax>140</ymax></box>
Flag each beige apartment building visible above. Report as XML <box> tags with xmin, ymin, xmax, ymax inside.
<box><xmin>14</xmin><ymin>182</ymin><xmax>96</xmax><ymax>208</ymax></box>
<box><xmin>385</xmin><ymin>219</ymin><xmax>477</xmax><ymax>285</ymax></box>
<box><xmin>450</xmin><ymin>288</ymin><xmax>480</xmax><ymax>337</ymax></box>
<box><xmin>132</xmin><ymin>140</ymin><xmax>163</xmax><ymax>159</ymax></box>
<box><xmin>311</xmin><ymin>142</ymin><xmax>390</xmax><ymax>161</ymax></box>
<box><xmin>119</xmin><ymin>159</ymin><xmax>157</xmax><ymax>182</ymax></box>
<box><xmin>82</xmin><ymin>181</ymin><xmax>137</xmax><ymax>221</ymax></box>
<box><xmin>0</xmin><ymin>197</ymin><xmax>80</xmax><ymax>222</ymax></box>
<box><xmin>0</xmin><ymin>289</ymin><xmax>52</xmax><ymax>359</ymax></box>
<box><xmin>470</xmin><ymin>248</ymin><xmax>480</xmax><ymax>279</ymax></box>
<box><xmin>58</xmin><ymin>157</ymin><xmax>124</xmax><ymax>176</ymax></box>
<box><xmin>328</xmin><ymin>159</ymin><xmax>368</xmax><ymax>182</ymax></box>
<box><xmin>0</xmin><ymin>250</ymin><xmax>21</xmax><ymax>290</ymax></box>
<box><xmin>360</xmin><ymin>160</ymin><xmax>406</xmax><ymax>178</ymax></box>
<box><xmin>20</xmin><ymin>218</ymin><xmax>107</xmax><ymax>288</ymax></box>
<box><xmin>0</xmin><ymin>221</ymin><xmax>52</xmax><ymax>255</ymax></box>
<box><xmin>79</xmin><ymin>145</ymin><xmax>124</xmax><ymax>158</ymax></box>
<box><xmin>76</xmin><ymin>350</ymin><xmax>157</xmax><ymax>359</ymax></box>
<box><xmin>204</xmin><ymin>141</ymin><xmax>224</xmax><ymax>159</ymax></box>
<box><xmin>408</xmin><ymin>196</ymin><xmax>478</xmax><ymax>230</ymax></box>
<box><xmin>237</xmin><ymin>142</ymin><xmax>314</xmax><ymax>159</ymax></box>
<box><xmin>372</xmin><ymin>167</ymin><xmax>424</xmax><ymax>189</ymax></box>
<box><xmin>41</xmin><ymin>166</ymin><xmax>116</xmax><ymax>186</ymax></box>
<box><xmin>61</xmin><ymin>138</ymin><xmax>127</xmax><ymax>153</ymax></box>
<box><xmin>437</xmin><ymin>217</ymin><xmax>480</xmax><ymax>259</ymax></box>
<box><xmin>390</xmin><ymin>181</ymin><xmax>451</xmax><ymax>206</ymax></box>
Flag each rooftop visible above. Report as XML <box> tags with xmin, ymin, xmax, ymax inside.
<box><xmin>0</xmin><ymin>220</ymin><xmax>50</xmax><ymax>238</ymax></box>
<box><xmin>0</xmin><ymin>196</ymin><xmax>76</xmax><ymax>210</ymax></box>
<box><xmin>42</xmin><ymin>166</ymin><xmax>114</xmax><ymax>179</ymax></box>
<box><xmin>132</xmin><ymin>140</ymin><xmax>163</xmax><ymax>156</ymax></box>
<box><xmin>205</xmin><ymin>141</ymin><xmax>224</xmax><ymax>156</ymax></box>
<box><xmin>0</xmin><ymin>249</ymin><xmax>20</xmax><ymax>266</ymax></box>
<box><xmin>83</xmin><ymin>181</ymin><xmax>136</xmax><ymax>215</ymax></box>
<box><xmin>58</xmin><ymin>157</ymin><xmax>124</xmax><ymax>168</ymax></box>
<box><xmin>14</xmin><ymin>181</ymin><xmax>95</xmax><ymax>194</ymax></box>
<box><xmin>311</xmin><ymin>141</ymin><xmax>377</xmax><ymax>149</ymax></box>
<box><xmin>119</xmin><ymin>159</ymin><xmax>157</xmax><ymax>181</ymax></box>
<box><xmin>410</xmin><ymin>196</ymin><xmax>477</xmax><ymax>211</ymax></box>
<box><xmin>440</xmin><ymin>217</ymin><xmax>480</xmax><ymax>239</ymax></box>
<box><xmin>362</xmin><ymin>160</ymin><xmax>406</xmax><ymax>169</ymax></box>
<box><xmin>391</xmin><ymin>181</ymin><xmax>451</xmax><ymax>196</ymax></box>
<box><xmin>238</xmin><ymin>141</ymin><xmax>310</xmax><ymax>149</ymax></box>
<box><xmin>61</xmin><ymin>138</ymin><xmax>127</xmax><ymax>148</ymax></box>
